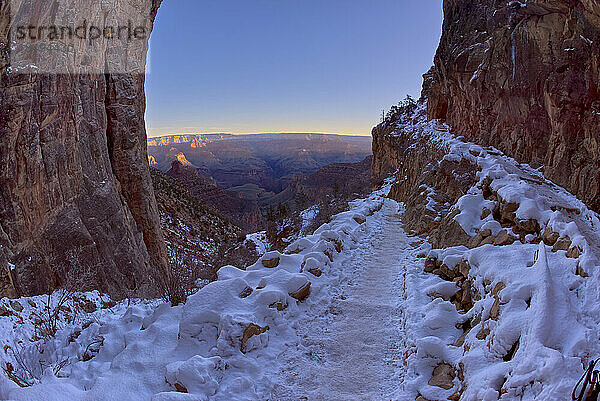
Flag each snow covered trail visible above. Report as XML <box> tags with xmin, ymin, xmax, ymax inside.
<box><xmin>274</xmin><ymin>200</ymin><xmax>421</xmax><ymax>400</ymax></box>
<box><xmin>0</xmin><ymin>187</ymin><xmax>401</xmax><ymax>401</ymax></box>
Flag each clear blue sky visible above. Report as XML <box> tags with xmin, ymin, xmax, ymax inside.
<box><xmin>145</xmin><ymin>1</ymin><xmax>443</xmax><ymax>137</ymax></box>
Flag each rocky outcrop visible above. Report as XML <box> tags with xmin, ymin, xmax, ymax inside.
<box><xmin>372</xmin><ymin>107</ymin><xmax>477</xmax><ymax>249</ymax></box>
<box><xmin>0</xmin><ymin>0</ymin><xmax>168</xmax><ymax>298</ymax></box>
<box><xmin>166</xmin><ymin>160</ymin><xmax>265</xmax><ymax>232</ymax></box>
<box><xmin>427</xmin><ymin>0</ymin><xmax>600</xmax><ymax>212</ymax></box>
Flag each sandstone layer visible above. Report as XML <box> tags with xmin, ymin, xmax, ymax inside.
<box><xmin>427</xmin><ymin>0</ymin><xmax>600</xmax><ymax>212</ymax></box>
<box><xmin>0</xmin><ymin>0</ymin><xmax>168</xmax><ymax>298</ymax></box>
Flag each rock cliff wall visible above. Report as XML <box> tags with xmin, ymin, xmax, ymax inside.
<box><xmin>0</xmin><ymin>0</ymin><xmax>168</xmax><ymax>298</ymax></box>
<box><xmin>372</xmin><ymin>106</ymin><xmax>476</xmax><ymax>249</ymax></box>
<box><xmin>372</xmin><ymin>103</ymin><xmax>600</xmax><ymax>399</ymax></box>
<box><xmin>427</xmin><ymin>0</ymin><xmax>600</xmax><ymax>211</ymax></box>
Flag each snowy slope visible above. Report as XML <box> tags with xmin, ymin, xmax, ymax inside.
<box><xmin>0</xmin><ymin>184</ymin><xmax>392</xmax><ymax>400</ymax></box>
<box><xmin>272</xmin><ymin>200</ymin><xmax>414</xmax><ymax>399</ymax></box>
<box><xmin>379</xmin><ymin>110</ymin><xmax>600</xmax><ymax>400</ymax></box>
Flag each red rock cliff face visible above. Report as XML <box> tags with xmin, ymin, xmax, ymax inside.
<box><xmin>0</xmin><ymin>0</ymin><xmax>168</xmax><ymax>298</ymax></box>
<box><xmin>428</xmin><ymin>0</ymin><xmax>600</xmax><ymax>211</ymax></box>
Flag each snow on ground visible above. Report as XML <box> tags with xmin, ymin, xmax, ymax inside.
<box><xmin>272</xmin><ymin>200</ymin><xmax>414</xmax><ymax>400</ymax></box>
<box><xmin>2</xmin><ymin>108</ymin><xmax>600</xmax><ymax>399</ymax></box>
<box><xmin>0</xmin><ymin>183</ymin><xmax>394</xmax><ymax>400</ymax></box>
<box><xmin>245</xmin><ymin>232</ymin><xmax>269</xmax><ymax>256</ymax></box>
<box><xmin>0</xmin><ymin>292</ymin><xmax>159</xmax><ymax>392</ymax></box>
<box><xmin>163</xmin><ymin>215</ymin><xmax>220</xmax><ymax>256</ymax></box>
<box><xmin>300</xmin><ymin>205</ymin><xmax>319</xmax><ymax>234</ymax></box>
<box><xmin>384</xmin><ymin>106</ymin><xmax>600</xmax><ymax>400</ymax></box>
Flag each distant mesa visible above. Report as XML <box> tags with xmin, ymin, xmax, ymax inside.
<box><xmin>147</xmin><ymin>132</ymin><xmax>372</xmax><ymax>193</ymax></box>
<box><xmin>146</xmin><ymin>133</ymin><xmax>230</xmax><ymax>147</ymax></box>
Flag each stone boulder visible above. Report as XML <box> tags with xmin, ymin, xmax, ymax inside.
<box><xmin>428</xmin><ymin>363</ymin><xmax>456</xmax><ymax>390</ymax></box>
<box><xmin>289</xmin><ymin>282</ymin><xmax>311</xmax><ymax>301</ymax></box>
<box><xmin>240</xmin><ymin>323</ymin><xmax>269</xmax><ymax>354</ymax></box>
<box><xmin>261</xmin><ymin>252</ymin><xmax>281</xmax><ymax>268</ymax></box>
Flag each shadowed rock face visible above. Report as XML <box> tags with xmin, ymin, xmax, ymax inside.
<box><xmin>0</xmin><ymin>0</ymin><xmax>168</xmax><ymax>298</ymax></box>
<box><xmin>166</xmin><ymin>161</ymin><xmax>266</xmax><ymax>233</ymax></box>
<box><xmin>427</xmin><ymin>0</ymin><xmax>600</xmax><ymax>211</ymax></box>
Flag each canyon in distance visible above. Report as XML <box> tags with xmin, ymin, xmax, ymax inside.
<box><xmin>147</xmin><ymin>133</ymin><xmax>373</xmax><ymax>232</ymax></box>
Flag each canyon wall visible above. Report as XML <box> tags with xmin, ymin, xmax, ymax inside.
<box><xmin>426</xmin><ymin>0</ymin><xmax>600</xmax><ymax>211</ymax></box>
<box><xmin>166</xmin><ymin>161</ymin><xmax>266</xmax><ymax>233</ymax></box>
<box><xmin>0</xmin><ymin>0</ymin><xmax>168</xmax><ymax>298</ymax></box>
<box><xmin>372</xmin><ymin>107</ymin><xmax>476</xmax><ymax>249</ymax></box>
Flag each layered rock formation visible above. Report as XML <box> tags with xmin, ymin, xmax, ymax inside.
<box><xmin>166</xmin><ymin>160</ymin><xmax>265</xmax><ymax>232</ymax></box>
<box><xmin>289</xmin><ymin>156</ymin><xmax>373</xmax><ymax>207</ymax></box>
<box><xmin>371</xmin><ymin>102</ymin><xmax>599</xmax><ymax>400</ymax></box>
<box><xmin>147</xmin><ymin>133</ymin><xmax>372</xmax><ymax>192</ymax></box>
<box><xmin>369</xmin><ymin>5</ymin><xmax>600</xmax><ymax>395</ymax></box>
<box><xmin>0</xmin><ymin>0</ymin><xmax>168</xmax><ymax>298</ymax></box>
<box><xmin>372</xmin><ymin>106</ymin><xmax>476</xmax><ymax>248</ymax></box>
<box><xmin>427</xmin><ymin>0</ymin><xmax>600</xmax><ymax>211</ymax></box>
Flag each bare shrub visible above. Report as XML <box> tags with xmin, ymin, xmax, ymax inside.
<box><xmin>81</xmin><ymin>336</ymin><xmax>104</xmax><ymax>362</ymax></box>
<box><xmin>161</xmin><ymin>247</ymin><xmax>198</xmax><ymax>306</ymax></box>
<box><xmin>30</xmin><ymin>250</ymin><xmax>97</xmax><ymax>340</ymax></box>
<box><xmin>3</xmin><ymin>339</ymin><xmax>70</xmax><ymax>387</ymax></box>
<box><xmin>1</xmin><ymin>251</ymin><xmax>103</xmax><ymax>387</ymax></box>
<box><xmin>384</xmin><ymin>95</ymin><xmax>417</xmax><ymax>124</ymax></box>
<box><xmin>32</xmin><ymin>291</ymin><xmax>72</xmax><ymax>340</ymax></box>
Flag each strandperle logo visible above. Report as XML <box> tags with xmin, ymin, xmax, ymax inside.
<box><xmin>5</xmin><ymin>0</ymin><xmax>154</xmax><ymax>75</ymax></box>
<box><xmin>12</xmin><ymin>20</ymin><xmax>148</xmax><ymax>42</ymax></box>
